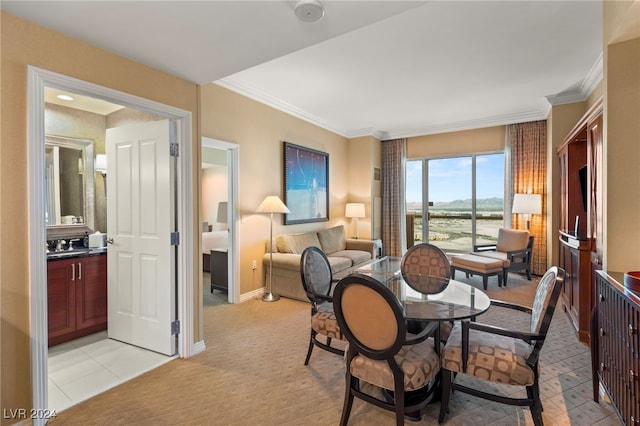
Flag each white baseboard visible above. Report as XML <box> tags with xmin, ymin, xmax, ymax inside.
<box><xmin>191</xmin><ymin>340</ymin><xmax>206</xmax><ymax>356</ymax></box>
<box><xmin>239</xmin><ymin>287</ymin><xmax>264</xmax><ymax>303</ymax></box>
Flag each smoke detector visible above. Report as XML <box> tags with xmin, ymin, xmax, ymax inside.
<box><xmin>294</xmin><ymin>0</ymin><xmax>325</xmax><ymax>23</ymax></box>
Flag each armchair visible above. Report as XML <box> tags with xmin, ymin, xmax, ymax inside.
<box><xmin>474</xmin><ymin>228</ymin><xmax>533</xmax><ymax>285</ymax></box>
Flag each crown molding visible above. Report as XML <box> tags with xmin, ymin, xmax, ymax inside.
<box><xmin>214</xmin><ymin>78</ymin><xmax>351</xmax><ymax>138</ymax></box>
<box><xmin>546</xmin><ymin>53</ymin><xmax>603</xmax><ymax>106</ymax></box>
<box><xmin>379</xmin><ymin>108</ymin><xmax>550</xmax><ymax>140</ymax></box>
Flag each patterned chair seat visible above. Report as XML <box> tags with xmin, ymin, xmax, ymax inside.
<box><xmin>311</xmin><ymin>302</ymin><xmax>342</xmax><ymax>340</ymax></box>
<box><xmin>442</xmin><ymin>323</ymin><xmax>534</xmax><ymax>385</ymax></box>
<box><xmin>350</xmin><ymin>337</ymin><xmax>440</xmax><ymax>392</ymax></box>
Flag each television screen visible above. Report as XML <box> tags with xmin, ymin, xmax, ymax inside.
<box><xmin>578</xmin><ymin>165</ymin><xmax>588</xmax><ymax>212</ymax></box>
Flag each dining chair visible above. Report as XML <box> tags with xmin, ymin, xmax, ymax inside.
<box><xmin>438</xmin><ymin>266</ymin><xmax>565</xmax><ymax>426</ymax></box>
<box><xmin>299</xmin><ymin>246</ymin><xmax>345</xmax><ymax>365</ymax></box>
<box><xmin>401</xmin><ymin>243</ymin><xmax>450</xmax><ymax>278</ymax></box>
<box><xmin>401</xmin><ymin>243</ymin><xmax>452</xmax><ymax>340</ymax></box>
<box><xmin>333</xmin><ymin>273</ymin><xmax>440</xmax><ymax>426</ymax></box>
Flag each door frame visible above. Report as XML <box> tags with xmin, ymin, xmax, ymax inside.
<box><xmin>27</xmin><ymin>66</ymin><xmax>195</xmax><ymax>420</ymax></box>
<box><xmin>202</xmin><ymin>137</ymin><xmax>240</xmax><ymax>304</ymax></box>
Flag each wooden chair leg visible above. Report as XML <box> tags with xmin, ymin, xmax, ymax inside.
<box><xmin>438</xmin><ymin>369</ymin><xmax>452</xmax><ymax>424</ymax></box>
<box><xmin>340</xmin><ymin>376</ymin><xmax>355</xmax><ymax>426</ymax></box>
<box><xmin>304</xmin><ymin>330</ymin><xmax>315</xmax><ymax>365</ymax></box>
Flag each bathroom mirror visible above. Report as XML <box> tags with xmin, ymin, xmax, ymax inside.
<box><xmin>45</xmin><ymin>135</ymin><xmax>95</xmax><ymax>231</ymax></box>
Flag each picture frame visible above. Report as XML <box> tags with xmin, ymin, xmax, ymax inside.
<box><xmin>283</xmin><ymin>142</ymin><xmax>329</xmax><ymax>225</ymax></box>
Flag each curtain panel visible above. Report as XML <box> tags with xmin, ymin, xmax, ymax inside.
<box><xmin>381</xmin><ymin>138</ymin><xmax>407</xmax><ymax>257</ymax></box>
<box><xmin>507</xmin><ymin>120</ymin><xmax>547</xmax><ymax>275</ymax></box>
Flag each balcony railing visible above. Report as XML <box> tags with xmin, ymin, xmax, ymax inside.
<box><xmin>406</xmin><ymin>212</ymin><xmax>503</xmax><ymax>252</ymax></box>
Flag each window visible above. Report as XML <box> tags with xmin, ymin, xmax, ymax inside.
<box><xmin>406</xmin><ymin>153</ymin><xmax>504</xmax><ymax>253</ymax></box>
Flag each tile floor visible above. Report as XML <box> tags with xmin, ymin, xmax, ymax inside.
<box><xmin>47</xmin><ymin>331</ymin><xmax>173</xmax><ymax>412</ymax></box>
<box><xmin>48</xmin><ymin>271</ymin><xmax>222</xmax><ymax>413</ymax></box>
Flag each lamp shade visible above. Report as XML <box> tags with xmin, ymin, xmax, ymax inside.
<box><xmin>345</xmin><ymin>203</ymin><xmax>365</xmax><ymax>218</ymax></box>
<box><xmin>95</xmin><ymin>154</ymin><xmax>107</xmax><ymax>173</ymax></box>
<box><xmin>512</xmin><ymin>193</ymin><xmax>542</xmax><ymax>215</ymax></box>
<box><xmin>256</xmin><ymin>195</ymin><xmax>291</xmax><ymax>214</ymax></box>
<box><xmin>217</xmin><ymin>201</ymin><xmax>228</xmax><ymax>223</ymax></box>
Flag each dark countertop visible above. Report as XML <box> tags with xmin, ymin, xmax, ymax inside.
<box><xmin>46</xmin><ymin>247</ymin><xmax>107</xmax><ymax>261</ymax></box>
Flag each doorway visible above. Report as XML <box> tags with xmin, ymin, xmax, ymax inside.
<box><xmin>28</xmin><ymin>66</ymin><xmax>195</xmax><ymax>420</ymax></box>
<box><xmin>201</xmin><ymin>137</ymin><xmax>239</xmax><ymax>306</ymax></box>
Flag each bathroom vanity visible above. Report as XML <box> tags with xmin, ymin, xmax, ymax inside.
<box><xmin>47</xmin><ymin>250</ymin><xmax>107</xmax><ymax>347</ymax></box>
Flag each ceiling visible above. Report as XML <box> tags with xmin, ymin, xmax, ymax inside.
<box><xmin>4</xmin><ymin>1</ymin><xmax>603</xmax><ymax>139</ymax></box>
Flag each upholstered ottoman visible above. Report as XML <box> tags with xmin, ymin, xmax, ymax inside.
<box><xmin>450</xmin><ymin>254</ymin><xmax>504</xmax><ymax>290</ymax></box>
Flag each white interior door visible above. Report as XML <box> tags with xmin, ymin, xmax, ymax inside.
<box><xmin>106</xmin><ymin>119</ymin><xmax>176</xmax><ymax>355</ymax></box>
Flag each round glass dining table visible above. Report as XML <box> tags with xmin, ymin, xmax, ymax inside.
<box><xmin>355</xmin><ymin>256</ymin><xmax>492</xmax><ymax>321</ymax></box>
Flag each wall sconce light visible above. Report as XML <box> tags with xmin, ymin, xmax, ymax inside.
<box><xmin>95</xmin><ymin>154</ymin><xmax>107</xmax><ymax>178</ymax></box>
<box><xmin>345</xmin><ymin>203</ymin><xmax>365</xmax><ymax>239</ymax></box>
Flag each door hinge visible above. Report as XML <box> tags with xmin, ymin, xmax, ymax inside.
<box><xmin>171</xmin><ymin>232</ymin><xmax>180</xmax><ymax>246</ymax></box>
<box><xmin>171</xmin><ymin>320</ymin><xmax>180</xmax><ymax>335</ymax></box>
<box><xmin>170</xmin><ymin>142</ymin><xmax>179</xmax><ymax>157</ymax></box>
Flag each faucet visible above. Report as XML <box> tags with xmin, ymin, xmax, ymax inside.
<box><xmin>68</xmin><ymin>239</ymin><xmax>81</xmax><ymax>251</ymax></box>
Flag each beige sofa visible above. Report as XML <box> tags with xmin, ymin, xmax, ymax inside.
<box><xmin>263</xmin><ymin>225</ymin><xmax>377</xmax><ymax>301</ymax></box>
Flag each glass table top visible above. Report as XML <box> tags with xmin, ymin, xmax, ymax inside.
<box><xmin>354</xmin><ymin>256</ymin><xmax>491</xmax><ymax>321</ymax></box>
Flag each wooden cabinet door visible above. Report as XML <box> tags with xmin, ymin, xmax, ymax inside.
<box><xmin>76</xmin><ymin>255</ymin><xmax>108</xmax><ymax>330</ymax></box>
<box><xmin>47</xmin><ymin>258</ymin><xmax>76</xmax><ymax>340</ymax></box>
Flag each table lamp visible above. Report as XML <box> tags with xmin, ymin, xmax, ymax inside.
<box><xmin>256</xmin><ymin>195</ymin><xmax>290</xmax><ymax>302</ymax></box>
<box><xmin>345</xmin><ymin>203</ymin><xmax>365</xmax><ymax>239</ymax></box>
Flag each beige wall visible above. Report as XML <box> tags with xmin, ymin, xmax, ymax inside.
<box><xmin>0</xmin><ymin>11</ymin><xmax>200</xmax><ymax>420</ymax></box>
<box><xmin>603</xmin><ymin>37</ymin><xmax>640</xmax><ymax>272</ymax></box>
<box><xmin>602</xmin><ymin>0</ymin><xmax>640</xmax><ymax>272</ymax></box>
<box><xmin>348</xmin><ymin>135</ymin><xmax>381</xmax><ymax>240</ymax></box>
<box><xmin>199</xmin><ymin>83</ymin><xmax>351</xmax><ymax>294</ymax></box>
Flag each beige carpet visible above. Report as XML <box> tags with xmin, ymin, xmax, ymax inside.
<box><xmin>49</xmin><ymin>273</ymin><xmax>621</xmax><ymax>425</ymax></box>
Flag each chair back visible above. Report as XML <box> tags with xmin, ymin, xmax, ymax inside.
<box><xmin>300</xmin><ymin>246</ymin><xmax>333</xmax><ymax>304</ymax></box>
<box><xmin>401</xmin><ymin>243</ymin><xmax>450</xmax><ymax>278</ymax></box>
<box><xmin>530</xmin><ymin>266</ymin><xmax>565</xmax><ymax>335</ymax></box>
<box><xmin>495</xmin><ymin>228</ymin><xmax>530</xmax><ymax>252</ymax></box>
<box><xmin>333</xmin><ymin>274</ymin><xmax>406</xmax><ymax>361</ymax></box>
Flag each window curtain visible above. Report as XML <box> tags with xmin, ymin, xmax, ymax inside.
<box><xmin>507</xmin><ymin>120</ymin><xmax>547</xmax><ymax>275</ymax></box>
<box><xmin>381</xmin><ymin>138</ymin><xmax>407</xmax><ymax>257</ymax></box>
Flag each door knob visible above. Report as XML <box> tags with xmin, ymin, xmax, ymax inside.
<box><xmin>106</xmin><ymin>238</ymin><xmax>114</xmax><ymax>244</ymax></box>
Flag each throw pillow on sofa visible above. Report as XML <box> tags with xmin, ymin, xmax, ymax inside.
<box><xmin>276</xmin><ymin>232</ymin><xmax>321</xmax><ymax>254</ymax></box>
<box><xmin>317</xmin><ymin>226</ymin><xmax>347</xmax><ymax>254</ymax></box>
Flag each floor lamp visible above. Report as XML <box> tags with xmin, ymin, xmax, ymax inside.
<box><xmin>256</xmin><ymin>195</ymin><xmax>290</xmax><ymax>302</ymax></box>
<box><xmin>512</xmin><ymin>193</ymin><xmax>541</xmax><ymax>230</ymax></box>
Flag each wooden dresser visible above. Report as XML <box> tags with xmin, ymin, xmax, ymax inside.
<box><xmin>592</xmin><ymin>271</ymin><xmax>640</xmax><ymax>424</ymax></box>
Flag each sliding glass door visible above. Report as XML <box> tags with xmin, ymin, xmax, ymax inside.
<box><xmin>406</xmin><ymin>153</ymin><xmax>504</xmax><ymax>253</ymax></box>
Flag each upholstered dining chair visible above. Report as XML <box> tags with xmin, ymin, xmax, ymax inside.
<box><xmin>299</xmin><ymin>246</ymin><xmax>345</xmax><ymax>365</ymax></box>
<box><xmin>401</xmin><ymin>243</ymin><xmax>450</xmax><ymax>278</ymax></box>
<box><xmin>474</xmin><ymin>228</ymin><xmax>533</xmax><ymax>285</ymax></box>
<box><xmin>401</xmin><ymin>243</ymin><xmax>452</xmax><ymax>341</ymax></box>
<box><xmin>438</xmin><ymin>266</ymin><xmax>565</xmax><ymax>426</ymax></box>
<box><xmin>333</xmin><ymin>273</ymin><xmax>441</xmax><ymax>426</ymax></box>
